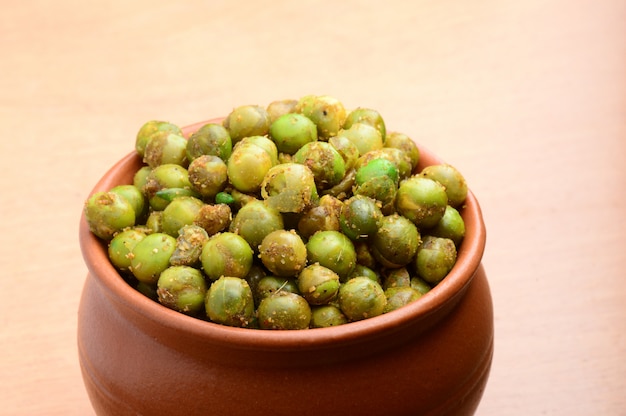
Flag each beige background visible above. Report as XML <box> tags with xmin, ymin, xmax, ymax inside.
<box><xmin>2</xmin><ymin>0</ymin><xmax>625</xmax><ymax>414</ymax></box>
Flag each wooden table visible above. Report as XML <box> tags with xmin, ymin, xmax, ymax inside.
<box><xmin>2</xmin><ymin>1</ymin><xmax>625</xmax><ymax>414</ymax></box>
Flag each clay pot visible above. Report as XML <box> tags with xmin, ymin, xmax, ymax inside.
<box><xmin>78</xmin><ymin>119</ymin><xmax>493</xmax><ymax>416</ymax></box>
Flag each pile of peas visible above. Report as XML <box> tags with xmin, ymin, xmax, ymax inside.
<box><xmin>84</xmin><ymin>95</ymin><xmax>468</xmax><ymax>330</ymax></box>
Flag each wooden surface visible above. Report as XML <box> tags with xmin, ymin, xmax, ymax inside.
<box><xmin>2</xmin><ymin>1</ymin><xmax>625</xmax><ymax>414</ymax></box>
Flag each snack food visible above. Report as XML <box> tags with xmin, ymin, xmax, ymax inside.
<box><xmin>84</xmin><ymin>94</ymin><xmax>468</xmax><ymax>329</ymax></box>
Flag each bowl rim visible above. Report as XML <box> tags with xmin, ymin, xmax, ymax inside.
<box><xmin>79</xmin><ymin>118</ymin><xmax>486</xmax><ymax>351</ymax></box>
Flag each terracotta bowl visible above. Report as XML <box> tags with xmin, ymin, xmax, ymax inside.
<box><xmin>78</xmin><ymin>118</ymin><xmax>493</xmax><ymax>416</ymax></box>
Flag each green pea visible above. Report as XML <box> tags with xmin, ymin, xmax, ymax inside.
<box><xmin>108</xmin><ymin>227</ymin><xmax>148</xmax><ymax>271</ymax></box>
<box><xmin>129</xmin><ymin>233</ymin><xmax>177</xmax><ymax>285</ymax></box>
<box><xmin>415</xmin><ymin>236</ymin><xmax>457</xmax><ymax>284</ymax></box>
<box><xmin>336</xmin><ymin>123</ymin><xmax>383</xmax><ymax>156</ymax></box>
<box><xmin>295</xmin><ymin>94</ymin><xmax>347</xmax><ymax>139</ymax></box>
<box><xmin>160</xmin><ymin>196</ymin><xmax>205</xmax><ymax>237</ymax></box>
<box><xmin>395</xmin><ymin>176</ymin><xmax>448</xmax><ymax>228</ymax></box>
<box><xmin>339</xmin><ymin>195</ymin><xmax>383</xmax><ymax>240</ymax></box>
<box><xmin>259</xmin><ymin>230</ymin><xmax>308</xmax><ymax>277</ymax></box>
<box><xmin>383</xmin><ymin>287</ymin><xmax>422</xmax><ymax>313</ymax></box>
<box><xmin>371</xmin><ymin>214</ymin><xmax>420</xmax><ymax>268</ymax></box>
<box><xmin>205</xmin><ymin>276</ymin><xmax>255</xmax><ymax>327</ymax></box>
<box><xmin>157</xmin><ymin>266</ymin><xmax>207</xmax><ymax>315</ymax></box>
<box><xmin>428</xmin><ymin>205</ymin><xmax>466</xmax><ymax>246</ymax></box>
<box><xmin>229</xmin><ymin>200</ymin><xmax>284</xmax><ymax>252</ymax></box>
<box><xmin>261</xmin><ymin>163</ymin><xmax>319</xmax><ymax>213</ymax></box>
<box><xmin>293</xmin><ymin>141</ymin><xmax>346</xmax><ymax>190</ymax></box>
<box><xmin>169</xmin><ymin>224</ymin><xmax>209</xmax><ymax>267</ymax></box>
<box><xmin>186</xmin><ymin>123</ymin><xmax>232</xmax><ymax>162</ymax></box>
<box><xmin>84</xmin><ymin>191</ymin><xmax>136</xmax><ymax>240</ymax></box>
<box><xmin>420</xmin><ymin>163</ymin><xmax>468</xmax><ymax>208</ymax></box>
<box><xmin>382</xmin><ymin>267</ymin><xmax>411</xmax><ymax>290</ymax></box>
<box><xmin>269</xmin><ymin>113</ymin><xmax>318</xmax><ymax>154</ymax></box>
<box><xmin>297</xmin><ymin>264</ymin><xmax>340</xmax><ymax>305</ymax></box>
<box><xmin>410</xmin><ymin>276</ymin><xmax>432</xmax><ymax>295</ymax></box>
<box><xmin>266</xmin><ymin>99</ymin><xmax>298</xmax><ymax>123</ymax></box>
<box><xmin>135</xmin><ymin>120</ymin><xmax>183</xmax><ymax>158</ymax></box>
<box><xmin>188</xmin><ymin>155</ymin><xmax>228</xmax><ymax>199</ymax></box>
<box><xmin>200</xmin><ymin>232</ymin><xmax>253</xmax><ymax>281</ymax></box>
<box><xmin>257</xmin><ymin>292</ymin><xmax>312</xmax><ymax>330</ymax></box>
<box><xmin>194</xmin><ymin>203</ymin><xmax>232</xmax><ymax>236</ymax></box>
<box><xmin>343</xmin><ymin>107</ymin><xmax>386</xmax><ymax>140</ymax></box>
<box><xmin>223</xmin><ymin>104</ymin><xmax>270</xmax><ymax>143</ymax></box>
<box><xmin>306</xmin><ymin>230</ymin><xmax>357</xmax><ymax>279</ymax></box>
<box><xmin>310</xmin><ymin>305</ymin><xmax>348</xmax><ymax>328</ymax></box>
<box><xmin>254</xmin><ymin>276</ymin><xmax>300</xmax><ymax>304</ymax></box>
<box><xmin>338</xmin><ymin>277</ymin><xmax>386</xmax><ymax>321</ymax></box>
<box><xmin>384</xmin><ymin>131</ymin><xmax>420</xmax><ymax>172</ymax></box>
<box><xmin>143</xmin><ymin>132</ymin><xmax>188</xmax><ymax>168</ymax></box>
<box><xmin>142</xmin><ymin>163</ymin><xmax>192</xmax><ymax>211</ymax></box>
<box><xmin>227</xmin><ymin>141</ymin><xmax>274</xmax><ymax>193</ymax></box>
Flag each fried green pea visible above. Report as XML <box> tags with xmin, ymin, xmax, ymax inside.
<box><xmin>336</xmin><ymin>123</ymin><xmax>383</xmax><ymax>156</ymax></box>
<box><xmin>384</xmin><ymin>131</ymin><xmax>420</xmax><ymax>172</ymax></box>
<box><xmin>328</xmin><ymin>135</ymin><xmax>360</xmax><ymax>171</ymax></box>
<box><xmin>356</xmin><ymin>148</ymin><xmax>413</xmax><ymax>181</ymax></box>
<box><xmin>110</xmin><ymin>184</ymin><xmax>146</xmax><ymax>221</ymax></box>
<box><xmin>338</xmin><ymin>276</ymin><xmax>386</xmax><ymax>321</ymax></box>
<box><xmin>205</xmin><ymin>276</ymin><xmax>255</xmax><ymax>327</ymax></box>
<box><xmin>108</xmin><ymin>227</ymin><xmax>148</xmax><ymax>271</ymax></box>
<box><xmin>293</xmin><ymin>141</ymin><xmax>346</xmax><ymax>190</ymax></box>
<box><xmin>133</xmin><ymin>166</ymin><xmax>152</xmax><ymax>192</ymax></box>
<box><xmin>395</xmin><ymin>176</ymin><xmax>448</xmax><ymax>228</ymax></box>
<box><xmin>135</xmin><ymin>120</ymin><xmax>183</xmax><ymax>158</ymax></box>
<box><xmin>227</xmin><ymin>141</ymin><xmax>274</xmax><ymax>193</ymax></box>
<box><xmin>343</xmin><ymin>107</ymin><xmax>386</xmax><ymax>140</ymax></box>
<box><xmin>261</xmin><ymin>163</ymin><xmax>319</xmax><ymax>213</ymax></box>
<box><xmin>239</xmin><ymin>135</ymin><xmax>279</xmax><ymax>166</ymax></box>
<box><xmin>194</xmin><ymin>203</ymin><xmax>232</xmax><ymax>236</ymax></box>
<box><xmin>415</xmin><ymin>236</ymin><xmax>457</xmax><ymax>284</ymax></box>
<box><xmin>295</xmin><ymin>94</ymin><xmax>347</xmax><ymax>139</ymax></box>
<box><xmin>269</xmin><ymin>113</ymin><xmax>318</xmax><ymax>154</ymax></box>
<box><xmin>186</xmin><ymin>123</ymin><xmax>232</xmax><ymax>162</ymax></box>
<box><xmin>84</xmin><ymin>191</ymin><xmax>136</xmax><ymax>240</ymax></box>
<box><xmin>143</xmin><ymin>131</ymin><xmax>188</xmax><ymax>168</ymax></box>
<box><xmin>259</xmin><ymin>230</ymin><xmax>308</xmax><ymax>277</ymax></box>
<box><xmin>382</xmin><ymin>267</ymin><xmax>411</xmax><ymax>290</ymax></box>
<box><xmin>297</xmin><ymin>264</ymin><xmax>340</xmax><ymax>305</ymax></box>
<box><xmin>200</xmin><ymin>232</ymin><xmax>253</xmax><ymax>281</ymax></box>
<box><xmin>129</xmin><ymin>233</ymin><xmax>177</xmax><ymax>285</ymax></box>
<box><xmin>420</xmin><ymin>163</ymin><xmax>468</xmax><ymax>208</ymax></box>
<box><xmin>297</xmin><ymin>194</ymin><xmax>343</xmax><ymax>239</ymax></box>
<box><xmin>254</xmin><ymin>275</ymin><xmax>300</xmax><ymax>304</ymax></box>
<box><xmin>145</xmin><ymin>210</ymin><xmax>162</xmax><ymax>233</ymax></box>
<box><xmin>339</xmin><ymin>195</ymin><xmax>383</xmax><ymax>240</ymax></box>
<box><xmin>306</xmin><ymin>230</ymin><xmax>357</xmax><ymax>279</ymax></box>
<box><xmin>142</xmin><ymin>163</ymin><xmax>192</xmax><ymax>211</ymax></box>
<box><xmin>371</xmin><ymin>214</ymin><xmax>420</xmax><ymax>268</ymax></box>
<box><xmin>157</xmin><ymin>266</ymin><xmax>207</xmax><ymax>315</ymax></box>
<box><xmin>169</xmin><ymin>224</ymin><xmax>209</xmax><ymax>267</ymax></box>
<box><xmin>266</xmin><ymin>99</ymin><xmax>298</xmax><ymax>123</ymax></box>
<box><xmin>346</xmin><ymin>264</ymin><xmax>380</xmax><ymax>284</ymax></box>
<box><xmin>310</xmin><ymin>305</ymin><xmax>348</xmax><ymax>328</ymax></box>
<box><xmin>410</xmin><ymin>276</ymin><xmax>432</xmax><ymax>295</ymax></box>
<box><xmin>257</xmin><ymin>292</ymin><xmax>312</xmax><ymax>330</ymax></box>
<box><xmin>160</xmin><ymin>196</ymin><xmax>205</xmax><ymax>237</ymax></box>
<box><xmin>229</xmin><ymin>200</ymin><xmax>284</xmax><ymax>252</ymax></box>
<box><xmin>188</xmin><ymin>155</ymin><xmax>228</xmax><ymax>199</ymax></box>
<box><xmin>383</xmin><ymin>287</ymin><xmax>422</xmax><ymax>313</ymax></box>
<box><xmin>353</xmin><ymin>158</ymin><xmax>399</xmax><ymax>208</ymax></box>
<box><xmin>428</xmin><ymin>205</ymin><xmax>465</xmax><ymax>246</ymax></box>
<box><xmin>223</xmin><ymin>104</ymin><xmax>270</xmax><ymax>143</ymax></box>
